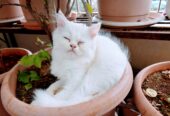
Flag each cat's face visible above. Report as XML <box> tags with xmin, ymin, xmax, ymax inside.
<box><xmin>52</xmin><ymin>11</ymin><xmax>101</xmax><ymax>58</ymax></box>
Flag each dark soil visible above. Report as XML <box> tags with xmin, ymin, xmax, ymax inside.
<box><xmin>16</xmin><ymin>60</ymin><xmax>57</xmax><ymax>104</ymax></box>
<box><xmin>0</xmin><ymin>54</ymin><xmax>23</xmax><ymax>74</ymax></box>
<box><xmin>142</xmin><ymin>70</ymin><xmax>170</xmax><ymax>116</ymax></box>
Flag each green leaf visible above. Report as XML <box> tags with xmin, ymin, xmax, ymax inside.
<box><xmin>38</xmin><ymin>50</ymin><xmax>50</xmax><ymax>60</ymax></box>
<box><xmin>20</xmin><ymin>49</ymin><xmax>50</xmax><ymax>69</ymax></box>
<box><xmin>24</xmin><ymin>83</ymin><xmax>32</xmax><ymax>90</ymax></box>
<box><xmin>86</xmin><ymin>3</ymin><xmax>93</xmax><ymax>15</ymax></box>
<box><xmin>18</xmin><ymin>71</ymin><xmax>30</xmax><ymax>84</ymax></box>
<box><xmin>20</xmin><ymin>55</ymin><xmax>35</xmax><ymax>67</ymax></box>
<box><xmin>30</xmin><ymin>71</ymin><xmax>40</xmax><ymax>81</ymax></box>
<box><xmin>33</xmin><ymin>55</ymin><xmax>42</xmax><ymax>68</ymax></box>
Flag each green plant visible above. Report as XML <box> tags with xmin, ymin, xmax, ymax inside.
<box><xmin>20</xmin><ymin>49</ymin><xmax>50</xmax><ymax>68</ymax></box>
<box><xmin>18</xmin><ymin>50</ymin><xmax>51</xmax><ymax>90</ymax></box>
<box><xmin>18</xmin><ymin>70</ymin><xmax>40</xmax><ymax>90</ymax></box>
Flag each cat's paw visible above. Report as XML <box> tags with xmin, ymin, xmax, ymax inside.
<box><xmin>46</xmin><ymin>80</ymin><xmax>64</xmax><ymax>95</ymax></box>
<box><xmin>46</xmin><ymin>84</ymin><xmax>63</xmax><ymax>96</ymax></box>
<box><xmin>46</xmin><ymin>86</ymin><xmax>56</xmax><ymax>96</ymax></box>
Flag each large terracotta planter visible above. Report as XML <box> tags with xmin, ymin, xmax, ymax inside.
<box><xmin>1</xmin><ymin>49</ymin><xmax>133</xmax><ymax>116</ymax></box>
<box><xmin>0</xmin><ymin>0</ymin><xmax>24</xmax><ymax>23</ymax></box>
<box><xmin>97</xmin><ymin>0</ymin><xmax>152</xmax><ymax>22</ymax></box>
<box><xmin>0</xmin><ymin>73</ymin><xmax>9</xmax><ymax>116</ymax></box>
<box><xmin>134</xmin><ymin>61</ymin><xmax>170</xmax><ymax>116</ymax></box>
<box><xmin>0</xmin><ymin>48</ymin><xmax>32</xmax><ymax>116</ymax></box>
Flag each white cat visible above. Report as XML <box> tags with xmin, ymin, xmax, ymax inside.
<box><xmin>31</xmin><ymin>11</ymin><xmax>129</xmax><ymax>107</ymax></box>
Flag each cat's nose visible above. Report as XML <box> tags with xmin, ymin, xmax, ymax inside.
<box><xmin>70</xmin><ymin>44</ymin><xmax>77</xmax><ymax>49</ymax></box>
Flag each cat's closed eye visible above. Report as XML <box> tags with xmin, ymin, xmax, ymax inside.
<box><xmin>78</xmin><ymin>41</ymin><xmax>84</xmax><ymax>46</ymax></box>
<box><xmin>64</xmin><ymin>37</ymin><xmax>70</xmax><ymax>42</ymax></box>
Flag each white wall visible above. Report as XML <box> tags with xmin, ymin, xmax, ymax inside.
<box><xmin>122</xmin><ymin>38</ymin><xmax>170</xmax><ymax>69</ymax></box>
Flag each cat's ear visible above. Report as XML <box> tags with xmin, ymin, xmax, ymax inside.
<box><xmin>56</xmin><ymin>10</ymin><xmax>68</xmax><ymax>27</ymax></box>
<box><xmin>88</xmin><ymin>23</ymin><xmax>101</xmax><ymax>38</ymax></box>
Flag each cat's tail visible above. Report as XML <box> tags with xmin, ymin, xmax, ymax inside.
<box><xmin>31</xmin><ymin>89</ymin><xmax>92</xmax><ymax>107</ymax></box>
<box><xmin>31</xmin><ymin>89</ymin><xmax>61</xmax><ymax>107</ymax></box>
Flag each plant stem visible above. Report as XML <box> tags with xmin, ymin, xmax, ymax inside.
<box><xmin>25</xmin><ymin>0</ymin><xmax>52</xmax><ymax>43</ymax></box>
<box><xmin>56</xmin><ymin>0</ymin><xmax>60</xmax><ymax>13</ymax></box>
<box><xmin>81</xmin><ymin>0</ymin><xmax>92</xmax><ymax>26</ymax></box>
<box><xmin>43</xmin><ymin>0</ymin><xmax>50</xmax><ymax>18</ymax></box>
<box><xmin>66</xmin><ymin>0</ymin><xmax>76</xmax><ymax>17</ymax></box>
<box><xmin>65</xmin><ymin>0</ymin><xmax>71</xmax><ymax>16</ymax></box>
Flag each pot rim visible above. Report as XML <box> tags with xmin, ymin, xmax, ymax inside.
<box><xmin>0</xmin><ymin>48</ymin><xmax>32</xmax><ymax>54</ymax></box>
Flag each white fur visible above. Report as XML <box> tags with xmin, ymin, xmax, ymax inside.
<box><xmin>31</xmin><ymin>11</ymin><xmax>129</xmax><ymax>107</ymax></box>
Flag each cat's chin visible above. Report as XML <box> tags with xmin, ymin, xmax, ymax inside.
<box><xmin>67</xmin><ymin>50</ymin><xmax>83</xmax><ymax>57</ymax></box>
<box><xmin>68</xmin><ymin>49</ymin><xmax>77</xmax><ymax>55</ymax></box>
<box><xmin>68</xmin><ymin>50</ymin><xmax>76</xmax><ymax>54</ymax></box>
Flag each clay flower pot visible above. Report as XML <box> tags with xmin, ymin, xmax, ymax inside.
<box><xmin>0</xmin><ymin>48</ymin><xmax>32</xmax><ymax>116</ymax></box>
<box><xmin>0</xmin><ymin>0</ymin><xmax>24</xmax><ymax>23</ymax></box>
<box><xmin>97</xmin><ymin>0</ymin><xmax>152</xmax><ymax>22</ymax></box>
<box><xmin>1</xmin><ymin>49</ymin><xmax>133</xmax><ymax>115</ymax></box>
<box><xmin>134</xmin><ymin>61</ymin><xmax>170</xmax><ymax>116</ymax></box>
<box><xmin>0</xmin><ymin>48</ymin><xmax>32</xmax><ymax>82</ymax></box>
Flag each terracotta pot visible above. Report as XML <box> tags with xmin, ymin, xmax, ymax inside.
<box><xmin>134</xmin><ymin>61</ymin><xmax>170</xmax><ymax>116</ymax></box>
<box><xmin>0</xmin><ymin>48</ymin><xmax>32</xmax><ymax>82</ymax></box>
<box><xmin>0</xmin><ymin>0</ymin><xmax>24</xmax><ymax>23</ymax></box>
<box><xmin>0</xmin><ymin>73</ymin><xmax>9</xmax><ymax>116</ymax></box>
<box><xmin>0</xmin><ymin>48</ymin><xmax>32</xmax><ymax>116</ymax></box>
<box><xmin>19</xmin><ymin>0</ymin><xmax>68</xmax><ymax>22</ymax></box>
<box><xmin>1</xmin><ymin>49</ymin><xmax>133</xmax><ymax>116</ymax></box>
<box><xmin>97</xmin><ymin>0</ymin><xmax>152</xmax><ymax>22</ymax></box>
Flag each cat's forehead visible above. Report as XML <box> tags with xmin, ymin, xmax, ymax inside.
<box><xmin>66</xmin><ymin>23</ymin><xmax>88</xmax><ymax>38</ymax></box>
<box><xmin>54</xmin><ymin>21</ymin><xmax>90</xmax><ymax>41</ymax></box>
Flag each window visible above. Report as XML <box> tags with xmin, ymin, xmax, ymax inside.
<box><xmin>151</xmin><ymin>0</ymin><xmax>167</xmax><ymax>12</ymax></box>
<box><xmin>72</xmin><ymin>0</ymin><xmax>97</xmax><ymax>13</ymax></box>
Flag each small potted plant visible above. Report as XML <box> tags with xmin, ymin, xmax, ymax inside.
<box><xmin>134</xmin><ymin>61</ymin><xmax>170</xmax><ymax>116</ymax></box>
<box><xmin>0</xmin><ymin>47</ymin><xmax>31</xmax><ymax>116</ymax></box>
